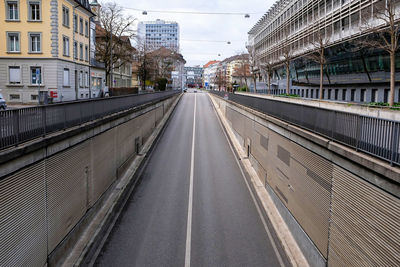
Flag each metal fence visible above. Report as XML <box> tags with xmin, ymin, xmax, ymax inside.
<box><xmin>210</xmin><ymin>90</ymin><xmax>400</xmax><ymax>166</ymax></box>
<box><xmin>0</xmin><ymin>91</ymin><xmax>180</xmax><ymax>151</ymax></box>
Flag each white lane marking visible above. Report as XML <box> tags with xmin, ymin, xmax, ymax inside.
<box><xmin>185</xmin><ymin>93</ymin><xmax>196</xmax><ymax>267</ymax></box>
<box><xmin>210</xmin><ymin>95</ymin><xmax>285</xmax><ymax>267</ymax></box>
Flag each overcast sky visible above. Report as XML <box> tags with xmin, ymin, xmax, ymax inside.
<box><xmin>116</xmin><ymin>0</ymin><xmax>274</xmax><ymax>67</ymax></box>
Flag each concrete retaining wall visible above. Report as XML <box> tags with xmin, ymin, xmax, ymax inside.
<box><xmin>211</xmin><ymin>94</ymin><xmax>400</xmax><ymax>267</ymax></box>
<box><xmin>0</xmin><ymin>95</ymin><xmax>177</xmax><ymax>267</ymax></box>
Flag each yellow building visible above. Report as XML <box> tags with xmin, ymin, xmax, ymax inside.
<box><xmin>0</xmin><ymin>0</ymin><xmax>94</xmax><ymax>103</ymax></box>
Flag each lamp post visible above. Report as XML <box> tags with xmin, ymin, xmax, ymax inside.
<box><xmin>109</xmin><ymin>25</ymin><xmax>113</xmax><ymax>88</ymax></box>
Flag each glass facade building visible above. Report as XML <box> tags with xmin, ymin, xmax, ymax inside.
<box><xmin>248</xmin><ymin>0</ymin><xmax>400</xmax><ymax>103</ymax></box>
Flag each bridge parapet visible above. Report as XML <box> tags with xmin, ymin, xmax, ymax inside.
<box><xmin>210</xmin><ymin>92</ymin><xmax>400</xmax><ymax>267</ymax></box>
<box><xmin>0</xmin><ymin>92</ymin><xmax>180</xmax><ymax>266</ymax></box>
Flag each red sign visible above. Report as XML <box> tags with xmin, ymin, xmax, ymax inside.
<box><xmin>50</xmin><ymin>91</ymin><xmax>58</xmax><ymax>98</ymax></box>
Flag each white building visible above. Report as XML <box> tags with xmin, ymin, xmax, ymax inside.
<box><xmin>138</xmin><ymin>19</ymin><xmax>180</xmax><ymax>51</ymax></box>
<box><xmin>203</xmin><ymin>61</ymin><xmax>220</xmax><ymax>89</ymax></box>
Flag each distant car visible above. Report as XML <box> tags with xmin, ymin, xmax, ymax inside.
<box><xmin>184</xmin><ymin>89</ymin><xmax>187</xmax><ymax>93</ymax></box>
<box><xmin>194</xmin><ymin>90</ymin><xmax>197</xmax><ymax>93</ymax></box>
<box><xmin>0</xmin><ymin>93</ymin><xmax>7</xmax><ymax>110</ymax></box>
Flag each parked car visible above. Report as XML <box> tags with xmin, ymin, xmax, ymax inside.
<box><xmin>0</xmin><ymin>93</ymin><xmax>7</xmax><ymax>110</ymax></box>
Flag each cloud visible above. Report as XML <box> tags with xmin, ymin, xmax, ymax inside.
<box><xmin>113</xmin><ymin>0</ymin><xmax>274</xmax><ymax>66</ymax></box>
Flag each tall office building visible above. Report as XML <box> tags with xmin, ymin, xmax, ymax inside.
<box><xmin>138</xmin><ymin>19</ymin><xmax>180</xmax><ymax>51</ymax></box>
<box><xmin>248</xmin><ymin>0</ymin><xmax>400</xmax><ymax>103</ymax></box>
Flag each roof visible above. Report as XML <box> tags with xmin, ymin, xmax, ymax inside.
<box><xmin>221</xmin><ymin>54</ymin><xmax>249</xmax><ymax>64</ymax></box>
<box><xmin>74</xmin><ymin>0</ymin><xmax>95</xmax><ymax>15</ymax></box>
<box><xmin>203</xmin><ymin>60</ymin><xmax>220</xmax><ymax>68</ymax></box>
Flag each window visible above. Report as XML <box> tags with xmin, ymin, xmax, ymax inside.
<box><xmin>85</xmin><ymin>45</ymin><xmax>88</xmax><ymax>61</ymax></box>
<box><xmin>384</xmin><ymin>89</ymin><xmax>390</xmax><ymax>103</ymax></box>
<box><xmin>361</xmin><ymin>89</ymin><xmax>366</xmax><ymax>102</ymax></box>
<box><xmin>328</xmin><ymin>89</ymin><xmax>332</xmax><ymax>99</ymax></box>
<box><xmin>29</xmin><ymin>33</ymin><xmax>41</xmax><ymax>53</ymax></box>
<box><xmin>85</xmin><ymin>20</ymin><xmax>89</xmax><ymax>36</ymax></box>
<box><xmin>63</xmin><ymin>68</ymin><xmax>70</xmax><ymax>86</ymax></box>
<box><xmin>29</xmin><ymin>1</ymin><xmax>40</xmax><ymax>21</ymax></box>
<box><xmin>351</xmin><ymin>89</ymin><xmax>356</xmax><ymax>101</ymax></box>
<box><xmin>342</xmin><ymin>89</ymin><xmax>347</xmax><ymax>101</ymax></box>
<box><xmin>31</xmin><ymin>95</ymin><xmax>38</xmax><ymax>100</ymax></box>
<box><xmin>335</xmin><ymin>89</ymin><xmax>339</xmax><ymax>100</ymax></box>
<box><xmin>79</xmin><ymin>43</ymin><xmax>83</xmax><ymax>60</ymax></box>
<box><xmin>85</xmin><ymin>72</ymin><xmax>89</xmax><ymax>87</ymax></box>
<box><xmin>79</xmin><ymin>17</ymin><xmax>83</xmax><ymax>34</ymax></box>
<box><xmin>6</xmin><ymin>1</ymin><xmax>19</xmax><ymax>20</ymax></box>
<box><xmin>31</xmin><ymin>67</ymin><xmax>42</xmax><ymax>84</ymax></box>
<box><xmin>62</xmin><ymin>6</ymin><xmax>69</xmax><ymax>27</ymax></box>
<box><xmin>74</xmin><ymin>14</ymin><xmax>78</xmax><ymax>32</ymax></box>
<box><xmin>9</xmin><ymin>66</ymin><xmax>21</xmax><ymax>84</ymax></box>
<box><xmin>73</xmin><ymin>41</ymin><xmax>78</xmax><ymax>59</ymax></box>
<box><xmin>79</xmin><ymin>71</ymin><xmax>83</xmax><ymax>87</ymax></box>
<box><xmin>63</xmin><ymin>36</ymin><xmax>69</xmax><ymax>56</ymax></box>
<box><xmin>371</xmin><ymin>89</ymin><xmax>377</xmax><ymax>102</ymax></box>
<box><xmin>7</xmin><ymin>32</ymin><xmax>20</xmax><ymax>52</ymax></box>
<box><xmin>10</xmin><ymin>94</ymin><xmax>20</xmax><ymax>100</ymax></box>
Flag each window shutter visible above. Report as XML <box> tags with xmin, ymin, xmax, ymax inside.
<box><xmin>9</xmin><ymin>67</ymin><xmax>21</xmax><ymax>83</ymax></box>
<box><xmin>63</xmin><ymin>69</ymin><xmax>69</xmax><ymax>86</ymax></box>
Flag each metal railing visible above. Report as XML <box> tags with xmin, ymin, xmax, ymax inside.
<box><xmin>210</xmin><ymin>90</ymin><xmax>400</xmax><ymax>166</ymax></box>
<box><xmin>0</xmin><ymin>91</ymin><xmax>180</xmax><ymax>150</ymax></box>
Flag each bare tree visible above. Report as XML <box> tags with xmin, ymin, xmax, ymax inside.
<box><xmin>233</xmin><ymin>52</ymin><xmax>251</xmax><ymax>90</ymax></box>
<box><xmin>282</xmin><ymin>42</ymin><xmax>292</xmax><ymax>95</ymax></box>
<box><xmin>260</xmin><ymin>58</ymin><xmax>274</xmax><ymax>94</ymax></box>
<box><xmin>96</xmin><ymin>2</ymin><xmax>136</xmax><ymax>87</ymax></box>
<box><xmin>215</xmin><ymin>66</ymin><xmax>227</xmax><ymax>91</ymax></box>
<box><xmin>247</xmin><ymin>45</ymin><xmax>258</xmax><ymax>92</ymax></box>
<box><xmin>135</xmin><ymin>38</ymin><xmax>155</xmax><ymax>91</ymax></box>
<box><xmin>307</xmin><ymin>30</ymin><xmax>330</xmax><ymax>99</ymax></box>
<box><xmin>360</xmin><ymin>0</ymin><xmax>400</xmax><ymax>106</ymax></box>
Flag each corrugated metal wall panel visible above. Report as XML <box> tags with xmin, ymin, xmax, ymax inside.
<box><xmin>90</xmin><ymin>128</ymin><xmax>117</xmax><ymax>206</ymax></box>
<box><xmin>155</xmin><ymin>105</ymin><xmax>164</xmax><ymax>125</ymax></box>
<box><xmin>231</xmin><ymin>109</ymin><xmax>332</xmax><ymax>258</ymax></box>
<box><xmin>46</xmin><ymin>141</ymin><xmax>90</xmax><ymax>253</ymax></box>
<box><xmin>116</xmin><ymin>118</ymin><xmax>137</xmax><ymax>168</ymax></box>
<box><xmin>0</xmin><ymin>162</ymin><xmax>47</xmax><ymax>267</ymax></box>
<box><xmin>140</xmin><ymin>110</ymin><xmax>156</xmax><ymax>142</ymax></box>
<box><xmin>329</xmin><ymin>167</ymin><xmax>400</xmax><ymax>266</ymax></box>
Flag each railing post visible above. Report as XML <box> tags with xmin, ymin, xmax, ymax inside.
<box><xmin>64</xmin><ymin>105</ymin><xmax>67</xmax><ymax>130</ymax></box>
<box><xmin>355</xmin><ymin>115</ymin><xmax>362</xmax><ymax>151</ymax></box>
<box><xmin>331</xmin><ymin>111</ymin><xmax>336</xmax><ymax>141</ymax></box>
<box><xmin>13</xmin><ymin>110</ymin><xmax>20</xmax><ymax>146</ymax></box>
<box><xmin>42</xmin><ymin>106</ymin><xmax>46</xmax><ymax>137</ymax></box>
<box><xmin>390</xmin><ymin>122</ymin><xmax>399</xmax><ymax>166</ymax></box>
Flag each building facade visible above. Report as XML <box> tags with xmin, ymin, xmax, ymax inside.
<box><xmin>248</xmin><ymin>0</ymin><xmax>400</xmax><ymax>103</ymax></box>
<box><xmin>203</xmin><ymin>60</ymin><xmax>220</xmax><ymax>89</ymax></box>
<box><xmin>184</xmin><ymin>66</ymin><xmax>203</xmax><ymax>88</ymax></box>
<box><xmin>89</xmin><ymin>0</ymin><xmax>105</xmax><ymax>98</ymax></box>
<box><xmin>0</xmin><ymin>0</ymin><xmax>94</xmax><ymax>103</ymax></box>
<box><xmin>138</xmin><ymin>19</ymin><xmax>180</xmax><ymax>52</ymax></box>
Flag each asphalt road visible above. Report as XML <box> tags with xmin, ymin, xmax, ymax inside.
<box><xmin>94</xmin><ymin>90</ymin><xmax>286</xmax><ymax>267</ymax></box>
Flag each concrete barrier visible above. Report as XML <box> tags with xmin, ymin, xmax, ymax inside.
<box><xmin>210</xmin><ymin>93</ymin><xmax>400</xmax><ymax>267</ymax></box>
<box><xmin>0</xmin><ymin>94</ymin><xmax>180</xmax><ymax>266</ymax></box>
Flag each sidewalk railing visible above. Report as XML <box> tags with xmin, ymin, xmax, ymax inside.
<box><xmin>0</xmin><ymin>91</ymin><xmax>180</xmax><ymax>150</ymax></box>
<box><xmin>210</xmin><ymin>90</ymin><xmax>400</xmax><ymax>166</ymax></box>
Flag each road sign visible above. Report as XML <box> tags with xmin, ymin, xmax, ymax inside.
<box><xmin>205</xmin><ymin>82</ymin><xmax>209</xmax><ymax>87</ymax></box>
